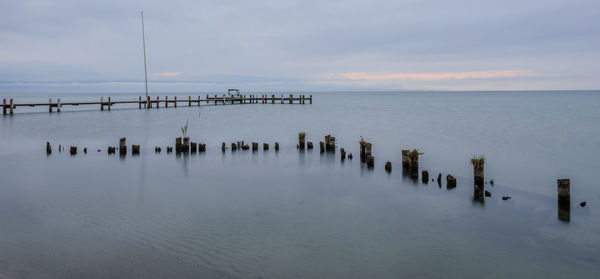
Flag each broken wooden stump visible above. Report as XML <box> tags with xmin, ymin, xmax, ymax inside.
<box><xmin>340</xmin><ymin>148</ymin><xmax>346</xmax><ymax>160</ymax></box>
<box><xmin>83</xmin><ymin>147</ymin><xmax>87</xmax><ymax>154</ymax></box>
<box><xmin>502</xmin><ymin>196</ymin><xmax>511</xmax><ymax>201</ymax></box>
<box><xmin>190</xmin><ymin>142</ymin><xmax>197</xmax><ymax>153</ymax></box>
<box><xmin>242</xmin><ymin>144</ymin><xmax>249</xmax><ymax>150</ymax></box>
<box><xmin>70</xmin><ymin>146</ymin><xmax>77</xmax><ymax>155</ymax></box>
<box><xmin>422</xmin><ymin>170</ymin><xmax>429</xmax><ymax>183</ymax></box>
<box><xmin>46</xmin><ymin>142</ymin><xmax>51</xmax><ymax>155</ymax></box>
<box><xmin>132</xmin><ymin>145</ymin><xmax>140</xmax><ymax>155</ymax></box>
<box><xmin>324</xmin><ymin>135</ymin><xmax>336</xmax><ymax>152</ymax></box>
<box><xmin>263</xmin><ymin>143</ymin><xmax>269</xmax><ymax>150</ymax></box>
<box><xmin>446</xmin><ymin>174</ymin><xmax>457</xmax><ymax>189</ymax></box>
<box><xmin>119</xmin><ymin>138</ymin><xmax>127</xmax><ymax>156</ymax></box>
<box><xmin>155</xmin><ymin>146</ymin><xmax>162</xmax><ymax>153</ymax></box>
<box><xmin>298</xmin><ymin>133</ymin><xmax>306</xmax><ymax>150</ymax></box>
<box><xmin>198</xmin><ymin>144</ymin><xmax>206</xmax><ymax>152</ymax></box>
<box><xmin>401</xmin><ymin>149</ymin><xmax>419</xmax><ymax>179</ymax></box>
<box><xmin>275</xmin><ymin>142</ymin><xmax>279</xmax><ymax>151</ymax></box>
<box><xmin>348</xmin><ymin>153</ymin><xmax>353</xmax><ymax>160</ymax></box>
<box><xmin>557</xmin><ymin>179</ymin><xmax>570</xmax><ymax>221</ymax></box>
<box><xmin>252</xmin><ymin>142</ymin><xmax>258</xmax><ymax>152</ymax></box>
<box><xmin>108</xmin><ymin>146</ymin><xmax>116</xmax><ymax>154</ymax></box>
<box><xmin>231</xmin><ymin>143</ymin><xmax>237</xmax><ymax>151</ymax></box>
<box><xmin>307</xmin><ymin>141</ymin><xmax>313</xmax><ymax>149</ymax></box>
<box><xmin>222</xmin><ymin>142</ymin><xmax>226</xmax><ymax>152</ymax></box>
<box><xmin>319</xmin><ymin>141</ymin><xmax>325</xmax><ymax>153</ymax></box>
<box><xmin>366</xmin><ymin>155</ymin><xmax>374</xmax><ymax>168</ymax></box>
<box><xmin>484</xmin><ymin>190</ymin><xmax>491</xmax><ymax>197</ymax></box>
<box><xmin>167</xmin><ymin>146</ymin><xmax>173</xmax><ymax>153</ymax></box>
<box><xmin>471</xmin><ymin>157</ymin><xmax>485</xmax><ymax>200</ymax></box>
<box><xmin>385</xmin><ymin>161</ymin><xmax>392</xmax><ymax>173</ymax></box>
<box><xmin>437</xmin><ymin>173</ymin><xmax>442</xmax><ymax>186</ymax></box>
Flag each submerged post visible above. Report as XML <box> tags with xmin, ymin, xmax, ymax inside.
<box><xmin>108</xmin><ymin>97</ymin><xmax>111</xmax><ymax>111</ymax></box>
<box><xmin>119</xmin><ymin>138</ymin><xmax>127</xmax><ymax>156</ymax></box>
<box><xmin>165</xmin><ymin>96</ymin><xmax>168</xmax><ymax>108</ymax></box>
<box><xmin>56</xmin><ymin>98</ymin><xmax>61</xmax><ymax>112</ymax></box>
<box><xmin>2</xmin><ymin>99</ymin><xmax>6</xmax><ymax>115</ymax></box>
<box><xmin>139</xmin><ymin>96</ymin><xmax>142</xmax><ymax>109</ymax></box>
<box><xmin>472</xmin><ymin>157</ymin><xmax>485</xmax><ymax>200</ymax></box>
<box><xmin>49</xmin><ymin>98</ymin><xmax>53</xmax><ymax>113</ymax></box>
<box><xmin>298</xmin><ymin>132</ymin><xmax>306</xmax><ymax>150</ymax></box>
<box><xmin>557</xmin><ymin>179</ymin><xmax>570</xmax><ymax>221</ymax></box>
<box><xmin>9</xmin><ymin>99</ymin><xmax>14</xmax><ymax>115</ymax></box>
<box><xmin>174</xmin><ymin>96</ymin><xmax>177</xmax><ymax>107</ymax></box>
<box><xmin>156</xmin><ymin>96</ymin><xmax>159</xmax><ymax>109</ymax></box>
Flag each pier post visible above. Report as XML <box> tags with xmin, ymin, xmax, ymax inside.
<box><xmin>281</xmin><ymin>94</ymin><xmax>284</xmax><ymax>104</ymax></box>
<box><xmin>56</xmin><ymin>98</ymin><xmax>61</xmax><ymax>112</ymax></box>
<box><xmin>2</xmin><ymin>99</ymin><xmax>5</xmax><ymax>115</ymax></box>
<box><xmin>385</xmin><ymin>161</ymin><xmax>392</xmax><ymax>173</ymax></box>
<box><xmin>320</xmin><ymin>141</ymin><xmax>324</xmax><ymax>153</ymax></box>
<box><xmin>340</xmin><ymin>148</ymin><xmax>346</xmax><ymax>160</ymax></box>
<box><xmin>301</xmin><ymin>95</ymin><xmax>305</xmax><ymax>104</ymax></box>
<box><xmin>156</xmin><ymin>96</ymin><xmax>159</xmax><ymax>109</ymax></box>
<box><xmin>147</xmin><ymin>96</ymin><xmax>151</xmax><ymax>108</ymax></box>
<box><xmin>298</xmin><ymin>132</ymin><xmax>306</xmax><ymax>150</ymax></box>
<box><xmin>198</xmin><ymin>96</ymin><xmax>201</xmax><ymax>106</ymax></box>
<box><xmin>46</xmin><ymin>142</ymin><xmax>52</xmax><ymax>155</ymax></box>
<box><xmin>307</xmin><ymin>141</ymin><xmax>313</xmax><ymax>149</ymax></box>
<box><xmin>100</xmin><ymin>97</ymin><xmax>103</xmax><ymax>111</ymax></box>
<box><xmin>252</xmin><ymin>142</ymin><xmax>258</xmax><ymax>152</ymax></box>
<box><xmin>214</xmin><ymin>95</ymin><xmax>217</xmax><ymax>105</ymax></box>
<box><xmin>190</xmin><ymin>142</ymin><xmax>197</xmax><ymax>153</ymax></box>
<box><xmin>472</xmin><ymin>158</ymin><xmax>485</xmax><ymax>200</ymax></box>
<box><xmin>446</xmin><ymin>175</ymin><xmax>457</xmax><ymax>189</ymax></box>
<box><xmin>174</xmin><ymin>96</ymin><xmax>177</xmax><ymax>107</ymax></box>
<box><xmin>263</xmin><ymin>143</ymin><xmax>269</xmax><ymax>150</ymax></box>
<box><xmin>557</xmin><ymin>179</ymin><xmax>570</xmax><ymax>221</ymax></box>
<box><xmin>9</xmin><ymin>99</ymin><xmax>14</xmax><ymax>115</ymax></box>
<box><xmin>70</xmin><ymin>146</ymin><xmax>77</xmax><ymax>156</ymax></box>
<box><xmin>271</xmin><ymin>94</ymin><xmax>275</xmax><ymax>104</ymax></box>
<box><xmin>139</xmin><ymin>96</ymin><xmax>142</xmax><ymax>109</ymax></box>
<box><xmin>49</xmin><ymin>98</ymin><xmax>53</xmax><ymax>112</ymax></box>
<box><xmin>422</xmin><ymin>170</ymin><xmax>429</xmax><ymax>183</ymax></box>
<box><xmin>289</xmin><ymin>94</ymin><xmax>293</xmax><ymax>104</ymax></box>
<box><xmin>275</xmin><ymin>142</ymin><xmax>279</xmax><ymax>151</ymax></box>
<box><xmin>222</xmin><ymin>142</ymin><xmax>226</xmax><ymax>152</ymax></box>
<box><xmin>199</xmin><ymin>143</ymin><xmax>206</xmax><ymax>152</ymax></box>
<box><xmin>188</xmin><ymin>96</ymin><xmax>191</xmax><ymax>106</ymax></box>
<box><xmin>132</xmin><ymin>145</ymin><xmax>140</xmax><ymax>155</ymax></box>
<box><xmin>108</xmin><ymin>97</ymin><xmax>111</xmax><ymax>111</ymax></box>
<box><xmin>165</xmin><ymin>96</ymin><xmax>168</xmax><ymax>108</ymax></box>
<box><xmin>310</xmin><ymin>95</ymin><xmax>312</xmax><ymax>104</ymax></box>
<box><xmin>231</xmin><ymin>142</ymin><xmax>237</xmax><ymax>151</ymax></box>
<box><xmin>119</xmin><ymin>138</ymin><xmax>127</xmax><ymax>156</ymax></box>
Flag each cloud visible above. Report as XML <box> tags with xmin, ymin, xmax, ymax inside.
<box><xmin>152</xmin><ymin>72</ymin><xmax>182</xmax><ymax>78</ymax></box>
<box><xmin>324</xmin><ymin>70</ymin><xmax>541</xmax><ymax>81</ymax></box>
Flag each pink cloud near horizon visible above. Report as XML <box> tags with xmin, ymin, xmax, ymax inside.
<box><xmin>326</xmin><ymin>70</ymin><xmax>540</xmax><ymax>81</ymax></box>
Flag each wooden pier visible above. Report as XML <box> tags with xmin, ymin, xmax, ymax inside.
<box><xmin>2</xmin><ymin>94</ymin><xmax>312</xmax><ymax>115</ymax></box>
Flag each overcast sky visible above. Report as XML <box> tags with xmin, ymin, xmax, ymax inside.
<box><xmin>1</xmin><ymin>0</ymin><xmax>599</xmax><ymax>93</ymax></box>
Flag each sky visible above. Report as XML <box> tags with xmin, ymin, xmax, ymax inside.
<box><xmin>1</xmin><ymin>0</ymin><xmax>599</xmax><ymax>93</ymax></box>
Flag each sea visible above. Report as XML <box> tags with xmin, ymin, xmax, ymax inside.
<box><xmin>1</xmin><ymin>91</ymin><xmax>599</xmax><ymax>278</ymax></box>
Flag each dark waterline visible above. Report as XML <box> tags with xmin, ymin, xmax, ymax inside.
<box><xmin>1</xmin><ymin>91</ymin><xmax>599</xmax><ymax>278</ymax></box>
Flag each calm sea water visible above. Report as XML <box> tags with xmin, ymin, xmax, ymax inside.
<box><xmin>1</xmin><ymin>91</ymin><xmax>599</xmax><ymax>278</ymax></box>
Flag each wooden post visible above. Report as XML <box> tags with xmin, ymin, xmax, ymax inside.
<box><xmin>197</xmin><ymin>96</ymin><xmax>200</xmax><ymax>106</ymax></box>
<box><xmin>422</xmin><ymin>170</ymin><xmax>429</xmax><ymax>183</ymax></box>
<box><xmin>188</xmin><ymin>96</ymin><xmax>191</xmax><ymax>106</ymax></box>
<box><xmin>147</xmin><ymin>96</ymin><xmax>151</xmax><ymax>108</ymax></box>
<box><xmin>108</xmin><ymin>97</ymin><xmax>111</xmax><ymax>111</ymax></box>
<box><xmin>231</xmin><ymin>142</ymin><xmax>237</xmax><ymax>151</ymax></box>
<box><xmin>307</xmin><ymin>141</ymin><xmax>313</xmax><ymax>149</ymax></box>
<box><xmin>301</xmin><ymin>95</ymin><xmax>305</xmax><ymax>104</ymax></box>
<box><xmin>206</xmin><ymin>94</ymin><xmax>209</xmax><ymax>104</ymax></box>
<box><xmin>473</xmin><ymin>159</ymin><xmax>485</xmax><ymax>200</ymax></box>
<box><xmin>222</xmin><ymin>142</ymin><xmax>226</xmax><ymax>152</ymax></box>
<box><xmin>223</xmin><ymin>95</ymin><xmax>226</xmax><ymax>105</ymax></box>
<box><xmin>271</xmin><ymin>94</ymin><xmax>275</xmax><ymax>104</ymax></box>
<box><xmin>70</xmin><ymin>146</ymin><xmax>77</xmax><ymax>155</ymax></box>
<box><xmin>2</xmin><ymin>99</ymin><xmax>6</xmax><ymax>115</ymax></box>
<box><xmin>9</xmin><ymin>99</ymin><xmax>14</xmax><ymax>115</ymax></box>
<box><xmin>119</xmin><ymin>138</ymin><xmax>127</xmax><ymax>156</ymax></box>
<box><xmin>275</xmin><ymin>142</ymin><xmax>279</xmax><ymax>151</ymax></box>
<box><xmin>289</xmin><ymin>94</ymin><xmax>293</xmax><ymax>104</ymax></box>
<box><xmin>214</xmin><ymin>95</ymin><xmax>217</xmax><ymax>105</ymax></box>
<box><xmin>252</xmin><ymin>142</ymin><xmax>258</xmax><ymax>152</ymax></box>
<box><xmin>46</xmin><ymin>142</ymin><xmax>52</xmax><ymax>155</ymax></box>
<box><xmin>310</xmin><ymin>95</ymin><xmax>312</xmax><ymax>104</ymax></box>
<box><xmin>56</xmin><ymin>98</ymin><xmax>61</xmax><ymax>112</ymax></box>
<box><xmin>174</xmin><ymin>96</ymin><xmax>177</xmax><ymax>107</ymax></box>
<box><xmin>49</xmin><ymin>98</ymin><xmax>53</xmax><ymax>112</ymax></box>
<box><xmin>156</xmin><ymin>96</ymin><xmax>159</xmax><ymax>109</ymax></box>
<box><xmin>165</xmin><ymin>96</ymin><xmax>168</xmax><ymax>108</ymax></box>
<box><xmin>340</xmin><ymin>148</ymin><xmax>346</xmax><ymax>160</ymax></box>
<box><xmin>132</xmin><ymin>145</ymin><xmax>140</xmax><ymax>155</ymax></box>
<box><xmin>139</xmin><ymin>96</ymin><xmax>142</xmax><ymax>109</ymax></box>
<box><xmin>281</xmin><ymin>94</ymin><xmax>284</xmax><ymax>104</ymax></box>
<box><xmin>446</xmin><ymin>175</ymin><xmax>457</xmax><ymax>189</ymax></box>
<box><xmin>558</xmin><ymin>178</ymin><xmax>571</xmax><ymax>221</ymax></box>
<box><xmin>190</xmin><ymin>142</ymin><xmax>197</xmax><ymax>153</ymax></box>
<box><xmin>385</xmin><ymin>161</ymin><xmax>392</xmax><ymax>173</ymax></box>
<box><xmin>199</xmin><ymin>143</ymin><xmax>206</xmax><ymax>152</ymax></box>
<box><xmin>263</xmin><ymin>143</ymin><xmax>269</xmax><ymax>150</ymax></box>
<box><xmin>298</xmin><ymin>132</ymin><xmax>306</xmax><ymax>150</ymax></box>
<box><xmin>320</xmin><ymin>141</ymin><xmax>324</xmax><ymax>153</ymax></box>
<box><xmin>100</xmin><ymin>97</ymin><xmax>103</xmax><ymax>111</ymax></box>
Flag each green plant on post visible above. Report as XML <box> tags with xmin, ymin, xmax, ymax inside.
<box><xmin>181</xmin><ymin>119</ymin><xmax>189</xmax><ymax>138</ymax></box>
<box><xmin>470</xmin><ymin>156</ymin><xmax>485</xmax><ymax>168</ymax></box>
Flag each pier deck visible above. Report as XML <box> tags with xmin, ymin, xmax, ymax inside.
<box><xmin>2</xmin><ymin>94</ymin><xmax>312</xmax><ymax>115</ymax></box>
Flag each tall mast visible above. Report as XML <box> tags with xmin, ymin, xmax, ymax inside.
<box><xmin>141</xmin><ymin>11</ymin><xmax>149</xmax><ymax>102</ymax></box>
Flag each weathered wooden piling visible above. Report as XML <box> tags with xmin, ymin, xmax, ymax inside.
<box><xmin>307</xmin><ymin>141</ymin><xmax>313</xmax><ymax>149</ymax></box>
<box><xmin>366</xmin><ymin>155</ymin><xmax>374</xmax><ymax>168</ymax></box>
<box><xmin>263</xmin><ymin>143</ymin><xmax>269</xmax><ymax>150</ymax></box>
<box><xmin>174</xmin><ymin>96</ymin><xmax>177</xmax><ymax>107</ymax></box>
<box><xmin>319</xmin><ymin>141</ymin><xmax>325</xmax><ymax>153</ymax></box>
<box><xmin>108</xmin><ymin>97</ymin><xmax>112</xmax><ymax>111</ymax></box>
<box><xmin>242</xmin><ymin>144</ymin><xmax>249</xmax><ymax>150</ymax></box>
<box><xmin>167</xmin><ymin>146</ymin><xmax>173</xmax><ymax>153</ymax></box>
<box><xmin>132</xmin><ymin>145</ymin><xmax>140</xmax><ymax>155</ymax></box>
<box><xmin>471</xmin><ymin>157</ymin><xmax>485</xmax><ymax>200</ymax></box>
<box><xmin>298</xmin><ymin>133</ymin><xmax>306</xmax><ymax>150</ymax></box>
<box><xmin>46</xmin><ymin>142</ymin><xmax>51</xmax><ymax>155</ymax></box>
<box><xmin>401</xmin><ymin>150</ymin><xmax>419</xmax><ymax>178</ymax></box>
<box><xmin>422</xmin><ymin>170</ymin><xmax>429</xmax><ymax>183</ymax></box>
<box><xmin>340</xmin><ymin>148</ymin><xmax>346</xmax><ymax>160</ymax></box>
<box><xmin>165</xmin><ymin>96</ymin><xmax>169</xmax><ymax>108</ymax></box>
<box><xmin>83</xmin><ymin>147</ymin><xmax>87</xmax><ymax>154</ymax></box>
<box><xmin>10</xmin><ymin>99</ymin><xmax>14</xmax><ymax>114</ymax></box>
<box><xmin>359</xmin><ymin>139</ymin><xmax>372</xmax><ymax>162</ymax></box>
<box><xmin>558</xmin><ymin>179</ymin><xmax>571</xmax><ymax>221</ymax></box>
<box><xmin>275</xmin><ymin>142</ymin><xmax>279</xmax><ymax>151</ymax></box>
<box><xmin>385</xmin><ymin>161</ymin><xmax>392</xmax><ymax>173</ymax></box>
<box><xmin>325</xmin><ymin>135</ymin><xmax>336</xmax><ymax>152</ymax></box>
<box><xmin>222</xmin><ymin>142</ymin><xmax>226</xmax><ymax>152</ymax></box>
<box><xmin>231</xmin><ymin>142</ymin><xmax>238</xmax><ymax>151</ymax></box>
<box><xmin>348</xmin><ymin>153</ymin><xmax>353</xmax><ymax>160</ymax></box>
<box><xmin>119</xmin><ymin>138</ymin><xmax>127</xmax><ymax>156</ymax></box>
<box><xmin>155</xmin><ymin>146</ymin><xmax>162</xmax><ymax>153</ymax></box>
<box><xmin>108</xmin><ymin>146</ymin><xmax>116</xmax><ymax>154</ymax></box>
<box><xmin>198</xmin><ymin>143</ymin><xmax>206</xmax><ymax>152</ymax></box>
<box><xmin>69</xmin><ymin>146</ymin><xmax>77</xmax><ymax>155</ymax></box>
<box><xmin>252</xmin><ymin>142</ymin><xmax>258</xmax><ymax>151</ymax></box>
<box><xmin>446</xmin><ymin>175</ymin><xmax>457</xmax><ymax>189</ymax></box>
<box><xmin>2</xmin><ymin>99</ymin><xmax>6</xmax><ymax>115</ymax></box>
<box><xmin>59</xmin><ymin>144</ymin><xmax>62</xmax><ymax>152</ymax></box>
<box><xmin>190</xmin><ymin>142</ymin><xmax>197</xmax><ymax>153</ymax></box>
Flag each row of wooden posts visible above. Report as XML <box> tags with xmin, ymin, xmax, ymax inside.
<box><xmin>2</xmin><ymin>94</ymin><xmax>312</xmax><ymax>115</ymax></box>
<box><xmin>45</xmin><ymin>132</ymin><xmax>582</xmax><ymax>221</ymax></box>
